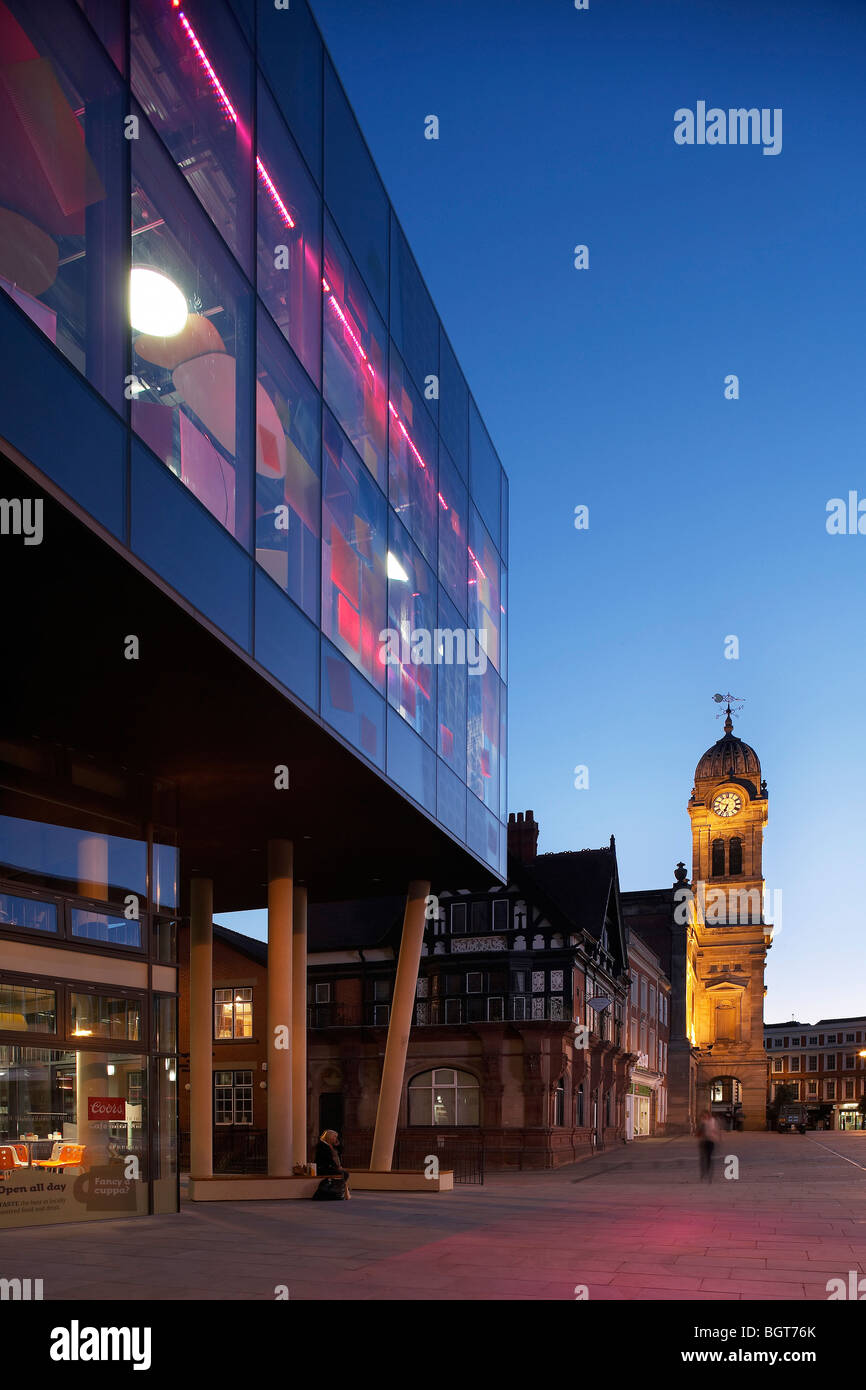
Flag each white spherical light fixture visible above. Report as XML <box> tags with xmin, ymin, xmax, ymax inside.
<box><xmin>130</xmin><ymin>267</ymin><xmax>188</xmax><ymax>336</ymax></box>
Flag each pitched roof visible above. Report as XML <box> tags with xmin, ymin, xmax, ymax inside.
<box><xmin>522</xmin><ymin>848</ymin><xmax>616</xmax><ymax>939</ymax></box>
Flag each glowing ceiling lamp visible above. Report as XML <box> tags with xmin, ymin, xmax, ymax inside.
<box><xmin>130</xmin><ymin>267</ymin><xmax>188</xmax><ymax>336</ymax></box>
<box><xmin>386</xmin><ymin>551</ymin><xmax>410</xmax><ymax>583</ymax></box>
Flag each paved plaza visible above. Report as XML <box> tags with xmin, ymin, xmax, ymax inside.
<box><xmin>5</xmin><ymin>1132</ymin><xmax>866</xmax><ymax>1301</ymax></box>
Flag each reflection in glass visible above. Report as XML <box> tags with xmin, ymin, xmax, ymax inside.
<box><xmin>130</xmin><ymin>119</ymin><xmax>251</xmax><ymax>546</ymax></box>
<box><xmin>386</xmin><ymin>519</ymin><xmax>436</xmax><ymax>747</ymax></box>
<box><xmin>322</xmin><ymin>219</ymin><xmax>388</xmax><ymax>491</ymax></box>
<box><xmin>130</xmin><ymin>0</ymin><xmax>253</xmax><ymax>271</ymax></box>
<box><xmin>0</xmin><ymin>984</ymin><xmax>56</xmax><ymax>1033</ymax></box>
<box><xmin>70</xmin><ymin>909</ymin><xmax>141</xmax><ymax>950</ymax></box>
<box><xmin>0</xmin><ymin>0</ymin><xmax>125</xmax><ymax>409</ymax></box>
<box><xmin>437</xmin><ymin>445</ymin><xmax>468</xmax><ymax>618</ymax></box>
<box><xmin>0</xmin><ymin>892</ymin><xmax>57</xmax><ymax>934</ymax></box>
<box><xmin>321</xmin><ymin>411</ymin><xmax>387</xmax><ymax>690</ymax></box>
<box><xmin>256</xmin><ymin>78</ymin><xmax>321</xmax><ymax>383</ymax></box>
<box><xmin>467</xmin><ymin>663</ymin><xmax>500</xmax><ymax>814</ymax></box>
<box><xmin>70</xmin><ymin>993</ymin><xmax>141</xmax><ymax>1042</ymax></box>
<box><xmin>468</xmin><ymin>509</ymin><xmax>501</xmax><ymax>675</ymax></box>
<box><xmin>437</xmin><ymin>590</ymin><xmax>466</xmax><ymax>776</ymax></box>
<box><xmin>388</xmin><ymin>345</ymin><xmax>438</xmax><ymax>566</ymax></box>
<box><xmin>0</xmin><ymin>816</ymin><xmax>146</xmax><ymax>905</ymax></box>
<box><xmin>256</xmin><ymin>315</ymin><xmax>321</xmax><ymax>618</ymax></box>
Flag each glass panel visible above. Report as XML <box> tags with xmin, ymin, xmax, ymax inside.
<box><xmin>254</xmin><ymin>569</ymin><xmax>319</xmax><ymax>712</ymax></box>
<box><xmin>0</xmin><ymin>984</ymin><xmax>56</xmax><ymax>1033</ymax></box>
<box><xmin>469</xmin><ymin>401</ymin><xmax>502</xmax><ymax>549</ymax></box>
<box><xmin>467</xmin><ymin>656</ymin><xmax>499</xmax><ymax>810</ymax></box>
<box><xmin>131</xmin><ymin>118</ymin><xmax>252</xmax><ymax>547</ymax></box>
<box><xmin>438</xmin><ymin>330</ymin><xmax>468</xmax><ymax>479</ymax></box>
<box><xmin>386</xmin><ymin>518</ymin><xmax>436</xmax><ymax>747</ymax></box>
<box><xmin>324</xmin><ymin>58</ymin><xmax>388</xmax><ymax>316</ymax></box>
<box><xmin>437</xmin><ymin>588</ymin><xmax>466</xmax><ymax>776</ymax></box>
<box><xmin>456</xmin><ymin>1084</ymin><xmax>479</xmax><ymax>1126</ymax></box>
<box><xmin>499</xmin><ymin>678</ymin><xmax>507</xmax><ymax>821</ymax></box>
<box><xmin>76</xmin><ymin>0</ymin><xmax>127</xmax><ymax>72</ymax></box>
<box><xmin>131</xmin><ymin>440</ymin><xmax>252</xmax><ymax>651</ymax></box>
<box><xmin>407</xmin><ymin>1081</ymin><xmax>431</xmax><ymax>1126</ymax></box>
<box><xmin>70</xmin><ymin>994</ymin><xmax>141</xmax><ymax>1042</ymax></box>
<box><xmin>0</xmin><ymin>892</ymin><xmax>57</xmax><ymax>934</ymax></box>
<box><xmin>468</xmin><ymin>508</ymin><xmax>501</xmax><ymax>675</ymax></box>
<box><xmin>322</xmin><ymin>219</ymin><xmax>388</xmax><ymax>492</ymax></box>
<box><xmin>153</xmin><ymin>843</ymin><xmax>178</xmax><ymax>912</ymax></box>
<box><xmin>153</xmin><ymin>1053</ymin><xmax>178</xmax><ymax>1214</ymax></box>
<box><xmin>0</xmin><ymin>816</ymin><xmax>146</xmax><ymax>906</ymax></box>
<box><xmin>256</xmin><ymin>77</ymin><xmax>321</xmax><ymax>383</ymax></box>
<box><xmin>386</xmin><ymin>710</ymin><xmax>436</xmax><ymax>814</ymax></box>
<box><xmin>437</xmin><ymin>759</ymin><xmax>466</xmax><ymax>841</ymax></box>
<box><xmin>130</xmin><ymin>0</ymin><xmax>253</xmax><ymax>272</ymax></box>
<box><xmin>432</xmin><ymin>1085</ymin><xmax>455</xmax><ymax>1125</ymax></box>
<box><xmin>257</xmin><ymin>0</ymin><xmax>322</xmax><ymax>184</ymax></box>
<box><xmin>467</xmin><ymin>793</ymin><xmax>500</xmax><ymax>870</ymax></box>
<box><xmin>0</xmin><ymin>1047</ymin><xmax>150</xmax><ymax>1225</ymax></box>
<box><xmin>388</xmin><ymin>344</ymin><xmax>438</xmax><ymax>566</ymax></box>
<box><xmin>437</xmin><ymin>445</ymin><xmax>468</xmax><ymax>618</ymax></box>
<box><xmin>390</xmin><ymin>215</ymin><xmax>438</xmax><ymax>416</ymax></box>
<box><xmin>153</xmin><ymin>917</ymin><xmax>177</xmax><ymax>964</ymax></box>
<box><xmin>0</xmin><ymin>1</ymin><xmax>126</xmax><ymax>410</ymax></box>
<box><xmin>320</xmin><ymin>641</ymin><xmax>385</xmax><ymax>771</ymax></box>
<box><xmin>256</xmin><ymin>314</ymin><xmax>321</xmax><ymax>618</ymax></box>
<box><xmin>153</xmin><ymin>996</ymin><xmax>176</xmax><ymax>1053</ymax></box>
<box><xmin>321</xmin><ymin>410</ymin><xmax>387</xmax><ymax>689</ymax></box>
<box><xmin>70</xmin><ymin>909</ymin><xmax>141</xmax><ymax>950</ymax></box>
<box><xmin>500</xmin><ymin>470</ymin><xmax>509</xmax><ymax>565</ymax></box>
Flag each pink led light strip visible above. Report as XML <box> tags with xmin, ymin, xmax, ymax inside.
<box><xmin>176</xmin><ymin>5</ymin><xmax>498</xmax><ymax>597</ymax></box>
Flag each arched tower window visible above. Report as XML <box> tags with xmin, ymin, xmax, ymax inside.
<box><xmin>729</xmin><ymin>837</ymin><xmax>743</xmax><ymax>875</ymax></box>
<box><xmin>712</xmin><ymin>838</ymin><xmax>725</xmax><ymax>877</ymax></box>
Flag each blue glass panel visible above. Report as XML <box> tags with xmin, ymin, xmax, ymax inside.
<box><xmin>438</xmin><ymin>330</ymin><xmax>468</xmax><ymax>480</ymax></box>
<box><xmin>500</xmin><ymin>470</ymin><xmax>509</xmax><ymax>565</ymax></box>
<box><xmin>437</xmin><ymin>443</ymin><xmax>468</xmax><ymax>619</ymax></box>
<box><xmin>436</xmin><ymin>588</ymin><xmax>466</xmax><ymax>779</ymax></box>
<box><xmin>467</xmin><ymin>662</ymin><xmax>500</xmax><ymax>814</ymax></box>
<box><xmin>323</xmin><ymin>219</ymin><xmax>388</xmax><ymax>491</ymax></box>
<box><xmin>499</xmin><ymin>679</ymin><xmax>507</xmax><ymax>821</ymax></box>
<box><xmin>257</xmin><ymin>76</ymin><xmax>321</xmax><ymax>384</ymax></box>
<box><xmin>386</xmin><ymin>710</ymin><xmax>436</xmax><ymax>814</ymax></box>
<box><xmin>388</xmin><ymin>344</ymin><xmax>438</xmax><ymax>566</ymax></box>
<box><xmin>0</xmin><ymin>1</ymin><xmax>126</xmax><ymax>411</ymax></box>
<box><xmin>390</xmin><ymin>215</ymin><xmax>438</xmax><ymax>418</ymax></box>
<box><xmin>131</xmin><ymin>0</ymin><xmax>254</xmax><ymax>272</ymax></box>
<box><xmin>321</xmin><ymin>409</ymin><xmax>387</xmax><ymax>690</ymax></box>
<box><xmin>0</xmin><ymin>294</ymin><xmax>125</xmax><ymax>538</ymax></box>
<box><xmin>131</xmin><ymin>116</ymin><xmax>253</xmax><ymax>548</ymax></box>
<box><xmin>153</xmin><ymin>844</ymin><xmax>178</xmax><ymax>912</ymax></box>
<box><xmin>324</xmin><ymin>58</ymin><xmax>388</xmax><ymax>316</ymax></box>
<box><xmin>0</xmin><ymin>815</ymin><xmax>147</xmax><ymax>901</ymax></box>
<box><xmin>256</xmin><ymin>314</ymin><xmax>321</xmax><ymax>620</ymax></box>
<box><xmin>321</xmin><ymin>639</ymin><xmax>385</xmax><ymax>770</ymax></box>
<box><xmin>500</xmin><ymin>564</ymin><xmax>508</xmax><ymax>682</ymax></box>
<box><xmin>469</xmin><ymin>400</ymin><xmax>501</xmax><ymax>549</ymax></box>
<box><xmin>437</xmin><ymin>760</ymin><xmax>467</xmax><ymax>843</ymax></box>
<box><xmin>71</xmin><ymin>907</ymin><xmax>140</xmax><ymax>949</ymax></box>
<box><xmin>0</xmin><ymin>892</ymin><xmax>57</xmax><ymax>934</ymax></box>
<box><xmin>468</xmin><ymin>508</ymin><xmax>501</xmax><ymax>676</ymax></box>
<box><xmin>386</xmin><ymin>517</ymin><xmax>437</xmax><ymax>749</ymax></box>
<box><xmin>132</xmin><ymin>440</ymin><xmax>251</xmax><ymax>650</ymax></box>
<box><xmin>254</xmin><ymin>568</ymin><xmax>319</xmax><ymax>712</ymax></box>
<box><xmin>257</xmin><ymin>0</ymin><xmax>322</xmax><ymax>184</ymax></box>
<box><xmin>467</xmin><ymin>794</ymin><xmax>500</xmax><ymax>871</ymax></box>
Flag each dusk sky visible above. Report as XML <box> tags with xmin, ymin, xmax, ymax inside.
<box><xmin>220</xmin><ymin>0</ymin><xmax>866</xmax><ymax>1024</ymax></box>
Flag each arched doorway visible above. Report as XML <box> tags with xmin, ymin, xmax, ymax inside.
<box><xmin>707</xmin><ymin>1075</ymin><xmax>742</xmax><ymax>1130</ymax></box>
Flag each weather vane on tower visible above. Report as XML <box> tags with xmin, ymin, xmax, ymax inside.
<box><xmin>713</xmin><ymin>692</ymin><xmax>745</xmax><ymax>731</ymax></box>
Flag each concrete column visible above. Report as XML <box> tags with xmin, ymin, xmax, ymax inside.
<box><xmin>189</xmin><ymin>877</ymin><xmax>213</xmax><ymax>1179</ymax></box>
<box><xmin>291</xmin><ymin>883</ymin><xmax>307</xmax><ymax>1166</ymax></box>
<box><xmin>267</xmin><ymin>840</ymin><xmax>293</xmax><ymax>1175</ymax></box>
<box><xmin>370</xmin><ymin>879</ymin><xmax>429</xmax><ymax>1172</ymax></box>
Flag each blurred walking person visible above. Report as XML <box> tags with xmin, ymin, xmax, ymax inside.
<box><xmin>697</xmin><ymin>1110</ymin><xmax>720</xmax><ymax>1181</ymax></box>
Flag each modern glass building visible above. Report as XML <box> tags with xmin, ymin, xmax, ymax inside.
<box><xmin>0</xmin><ymin>0</ymin><xmax>508</xmax><ymax>1222</ymax></box>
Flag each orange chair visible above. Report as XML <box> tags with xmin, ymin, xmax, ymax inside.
<box><xmin>32</xmin><ymin>1142</ymin><xmax>86</xmax><ymax>1172</ymax></box>
<box><xmin>12</xmin><ymin>1143</ymin><xmax>28</xmax><ymax>1166</ymax></box>
<box><xmin>0</xmin><ymin>1144</ymin><xmax>23</xmax><ymax>1178</ymax></box>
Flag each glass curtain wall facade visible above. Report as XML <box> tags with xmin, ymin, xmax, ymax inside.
<box><xmin>0</xmin><ymin>0</ymin><xmax>508</xmax><ymax>877</ymax></box>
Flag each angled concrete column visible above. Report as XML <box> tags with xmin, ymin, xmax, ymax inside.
<box><xmin>267</xmin><ymin>839</ymin><xmax>293</xmax><ymax>1175</ymax></box>
<box><xmin>370</xmin><ymin>879</ymin><xmax>429</xmax><ymax>1172</ymax></box>
<box><xmin>291</xmin><ymin>883</ymin><xmax>308</xmax><ymax>1166</ymax></box>
<box><xmin>189</xmin><ymin>877</ymin><xmax>213</xmax><ymax>1179</ymax></box>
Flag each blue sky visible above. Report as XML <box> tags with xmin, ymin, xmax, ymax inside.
<box><xmin>221</xmin><ymin>0</ymin><xmax>866</xmax><ymax>1024</ymax></box>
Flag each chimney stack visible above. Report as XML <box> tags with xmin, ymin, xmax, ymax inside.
<box><xmin>507</xmin><ymin>810</ymin><xmax>539</xmax><ymax>864</ymax></box>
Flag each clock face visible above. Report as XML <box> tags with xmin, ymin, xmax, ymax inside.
<box><xmin>713</xmin><ymin>791</ymin><xmax>742</xmax><ymax>818</ymax></box>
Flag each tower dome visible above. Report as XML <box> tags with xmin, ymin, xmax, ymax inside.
<box><xmin>694</xmin><ymin>706</ymin><xmax>761</xmax><ymax>783</ymax></box>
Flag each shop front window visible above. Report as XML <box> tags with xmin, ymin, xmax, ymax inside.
<box><xmin>0</xmin><ymin>1046</ymin><xmax>150</xmax><ymax>1227</ymax></box>
<box><xmin>407</xmin><ymin>1067</ymin><xmax>479</xmax><ymax>1126</ymax></box>
<box><xmin>0</xmin><ymin>891</ymin><xmax>57</xmax><ymax>935</ymax></box>
<box><xmin>70</xmin><ymin>993</ymin><xmax>141</xmax><ymax>1043</ymax></box>
<box><xmin>0</xmin><ymin>984</ymin><xmax>56</xmax><ymax>1033</ymax></box>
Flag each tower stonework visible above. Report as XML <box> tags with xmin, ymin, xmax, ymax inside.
<box><xmin>684</xmin><ymin>708</ymin><xmax>771</xmax><ymax>1130</ymax></box>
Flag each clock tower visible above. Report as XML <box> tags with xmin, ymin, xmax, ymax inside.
<box><xmin>685</xmin><ymin>705</ymin><xmax>771</xmax><ymax>1129</ymax></box>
